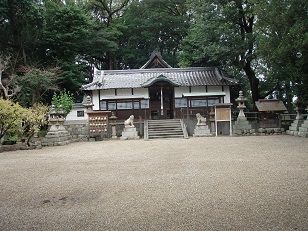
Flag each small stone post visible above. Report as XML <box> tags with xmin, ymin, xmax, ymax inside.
<box><xmin>109</xmin><ymin>112</ymin><xmax>118</xmax><ymax>139</ymax></box>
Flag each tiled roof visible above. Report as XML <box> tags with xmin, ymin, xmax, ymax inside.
<box><xmin>82</xmin><ymin>67</ymin><xmax>238</xmax><ymax>90</ymax></box>
<box><xmin>255</xmin><ymin>99</ymin><xmax>287</xmax><ymax>112</ymax></box>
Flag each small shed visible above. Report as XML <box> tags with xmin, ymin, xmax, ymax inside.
<box><xmin>255</xmin><ymin>99</ymin><xmax>287</xmax><ymax>128</ymax></box>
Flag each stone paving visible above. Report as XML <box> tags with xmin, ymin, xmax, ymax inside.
<box><xmin>0</xmin><ymin>136</ymin><xmax>307</xmax><ymax>230</ymax></box>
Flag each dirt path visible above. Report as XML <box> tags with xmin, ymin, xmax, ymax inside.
<box><xmin>0</xmin><ymin>136</ymin><xmax>307</xmax><ymax>230</ymax></box>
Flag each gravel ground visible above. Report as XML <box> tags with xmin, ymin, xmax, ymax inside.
<box><xmin>0</xmin><ymin>135</ymin><xmax>307</xmax><ymax>231</ymax></box>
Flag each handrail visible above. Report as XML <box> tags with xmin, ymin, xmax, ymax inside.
<box><xmin>144</xmin><ymin>120</ymin><xmax>148</xmax><ymax>140</ymax></box>
<box><xmin>180</xmin><ymin>119</ymin><xmax>189</xmax><ymax>139</ymax></box>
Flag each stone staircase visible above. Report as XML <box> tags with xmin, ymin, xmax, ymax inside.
<box><xmin>298</xmin><ymin>119</ymin><xmax>308</xmax><ymax>138</ymax></box>
<box><xmin>144</xmin><ymin>119</ymin><xmax>188</xmax><ymax>140</ymax></box>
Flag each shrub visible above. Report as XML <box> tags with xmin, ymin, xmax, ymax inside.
<box><xmin>51</xmin><ymin>90</ymin><xmax>74</xmax><ymax>116</ymax></box>
<box><xmin>23</xmin><ymin>103</ymin><xmax>49</xmax><ymax>145</ymax></box>
<box><xmin>0</xmin><ymin>99</ymin><xmax>28</xmax><ymax>143</ymax></box>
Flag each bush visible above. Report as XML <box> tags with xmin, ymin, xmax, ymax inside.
<box><xmin>51</xmin><ymin>90</ymin><xmax>74</xmax><ymax>116</ymax></box>
<box><xmin>0</xmin><ymin>99</ymin><xmax>28</xmax><ymax>143</ymax></box>
<box><xmin>23</xmin><ymin>103</ymin><xmax>49</xmax><ymax>145</ymax></box>
<box><xmin>0</xmin><ymin>99</ymin><xmax>49</xmax><ymax>145</ymax></box>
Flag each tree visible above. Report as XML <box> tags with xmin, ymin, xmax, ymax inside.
<box><xmin>15</xmin><ymin>68</ymin><xmax>59</xmax><ymax>106</ymax></box>
<box><xmin>117</xmin><ymin>0</ymin><xmax>190</xmax><ymax>69</ymax></box>
<box><xmin>256</xmin><ymin>0</ymin><xmax>307</xmax><ymax>110</ymax></box>
<box><xmin>0</xmin><ymin>99</ymin><xmax>27</xmax><ymax>143</ymax></box>
<box><xmin>181</xmin><ymin>0</ymin><xmax>307</xmax><ymax>110</ymax></box>
<box><xmin>87</xmin><ymin>0</ymin><xmax>130</xmax><ymax>69</ymax></box>
<box><xmin>181</xmin><ymin>1</ymin><xmax>265</xmax><ymax>108</ymax></box>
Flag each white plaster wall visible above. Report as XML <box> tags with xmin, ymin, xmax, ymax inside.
<box><xmin>223</xmin><ymin>86</ymin><xmax>230</xmax><ymax>103</ymax></box>
<box><xmin>207</xmin><ymin>86</ymin><xmax>222</xmax><ymax>92</ymax></box>
<box><xmin>174</xmin><ymin>87</ymin><xmax>189</xmax><ymax>98</ymax></box>
<box><xmin>134</xmin><ymin>88</ymin><xmax>149</xmax><ymax>98</ymax></box>
<box><xmin>191</xmin><ymin>86</ymin><xmax>207</xmax><ymax>94</ymax></box>
<box><xmin>66</xmin><ymin>107</ymin><xmax>88</xmax><ymax>122</ymax></box>
<box><xmin>92</xmin><ymin>90</ymin><xmax>99</xmax><ymax>110</ymax></box>
<box><xmin>117</xmin><ymin>88</ymin><xmax>132</xmax><ymax>96</ymax></box>
<box><xmin>100</xmin><ymin>89</ymin><xmax>115</xmax><ymax>97</ymax></box>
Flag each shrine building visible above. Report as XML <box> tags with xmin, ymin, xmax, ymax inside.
<box><xmin>81</xmin><ymin>52</ymin><xmax>237</xmax><ymax>121</ymax></box>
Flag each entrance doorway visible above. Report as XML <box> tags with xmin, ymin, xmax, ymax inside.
<box><xmin>149</xmin><ymin>81</ymin><xmax>174</xmax><ymax>119</ymax></box>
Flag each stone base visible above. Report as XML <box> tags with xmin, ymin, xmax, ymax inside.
<box><xmin>298</xmin><ymin>119</ymin><xmax>308</xmax><ymax>138</ymax></box>
<box><xmin>121</xmin><ymin>127</ymin><xmax>140</xmax><ymax>140</ymax></box>
<box><xmin>258</xmin><ymin>128</ymin><xmax>285</xmax><ymax>136</ymax></box>
<box><xmin>42</xmin><ymin>130</ymin><xmax>71</xmax><ymax>146</ymax></box>
<box><xmin>233</xmin><ymin>117</ymin><xmax>252</xmax><ymax>135</ymax></box>
<box><xmin>193</xmin><ymin>124</ymin><xmax>212</xmax><ymax>137</ymax></box>
<box><xmin>287</xmin><ymin>119</ymin><xmax>304</xmax><ymax>135</ymax></box>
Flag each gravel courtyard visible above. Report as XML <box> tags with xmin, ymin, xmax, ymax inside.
<box><xmin>0</xmin><ymin>136</ymin><xmax>307</xmax><ymax>230</ymax></box>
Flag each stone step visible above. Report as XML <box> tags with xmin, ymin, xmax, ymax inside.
<box><xmin>148</xmin><ymin>134</ymin><xmax>184</xmax><ymax>139</ymax></box>
<box><xmin>148</xmin><ymin>131</ymin><xmax>184</xmax><ymax>135</ymax></box>
<box><xmin>148</xmin><ymin>121</ymin><xmax>181</xmax><ymax>125</ymax></box>
<box><xmin>145</xmin><ymin>119</ymin><xmax>186</xmax><ymax>140</ymax></box>
<box><xmin>149</xmin><ymin>126</ymin><xmax>182</xmax><ymax>130</ymax></box>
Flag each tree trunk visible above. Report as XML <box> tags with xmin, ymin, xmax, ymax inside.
<box><xmin>285</xmin><ymin>82</ymin><xmax>293</xmax><ymax>113</ymax></box>
<box><xmin>243</xmin><ymin>62</ymin><xmax>259</xmax><ymax>110</ymax></box>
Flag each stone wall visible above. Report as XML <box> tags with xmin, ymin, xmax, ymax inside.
<box><xmin>64</xmin><ymin>121</ymin><xmax>89</xmax><ymax>142</ymax></box>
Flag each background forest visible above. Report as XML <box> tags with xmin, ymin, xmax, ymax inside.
<box><xmin>0</xmin><ymin>0</ymin><xmax>307</xmax><ymax>111</ymax></box>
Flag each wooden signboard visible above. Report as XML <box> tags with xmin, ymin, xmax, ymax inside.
<box><xmin>216</xmin><ymin>107</ymin><xmax>231</xmax><ymax>121</ymax></box>
<box><xmin>87</xmin><ymin>111</ymin><xmax>110</xmax><ymax>137</ymax></box>
<box><xmin>214</xmin><ymin>104</ymin><xmax>232</xmax><ymax>136</ymax></box>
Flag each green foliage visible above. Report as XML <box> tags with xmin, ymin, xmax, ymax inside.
<box><xmin>51</xmin><ymin>91</ymin><xmax>74</xmax><ymax>115</ymax></box>
<box><xmin>0</xmin><ymin>99</ymin><xmax>27</xmax><ymax>142</ymax></box>
<box><xmin>180</xmin><ymin>0</ymin><xmax>307</xmax><ymax>109</ymax></box>
<box><xmin>116</xmin><ymin>0</ymin><xmax>190</xmax><ymax>68</ymax></box>
<box><xmin>15</xmin><ymin>68</ymin><xmax>59</xmax><ymax>106</ymax></box>
<box><xmin>22</xmin><ymin>103</ymin><xmax>49</xmax><ymax>145</ymax></box>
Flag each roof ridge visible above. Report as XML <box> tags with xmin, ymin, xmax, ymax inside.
<box><xmin>103</xmin><ymin>67</ymin><xmax>219</xmax><ymax>74</ymax></box>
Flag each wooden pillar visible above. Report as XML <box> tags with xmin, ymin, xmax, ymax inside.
<box><xmin>186</xmin><ymin>97</ymin><xmax>189</xmax><ymax>120</ymax></box>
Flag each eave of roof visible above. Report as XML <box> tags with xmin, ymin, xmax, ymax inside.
<box><xmin>183</xmin><ymin>92</ymin><xmax>226</xmax><ymax>97</ymax></box>
<box><xmin>81</xmin><ymin>67</ymin><xmax>238</xmax><ymax>91</ymax></box>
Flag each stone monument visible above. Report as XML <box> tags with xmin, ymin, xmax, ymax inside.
<box><xmin>286</xmin><ymin>106</ymin><xmax>304</xmax><ymax>136</ymax></box>
<box><xmin>42</xmin><ymin>105</ymin><xmax>71</xmax><ymax>146</ymax></box>
<box><xmin>233</xmin><ymin>91</ymin><xmax>253</xmax><ymax>135</ymax></box>
<box><xmin>193</xmin><ymin>113</ymin><xmax>212</xmax><ymax>137</ymax></box>
<box><xmin>120</xmin><ymin>115</ymin><xmax>140</xmax><ymax>140</ymax></box>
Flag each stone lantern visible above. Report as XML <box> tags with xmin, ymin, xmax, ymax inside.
<box><xmin>235</xmin><ymin>91</ymin><xmax>247</xmax><ymax>119</ymax></box>
<box><xmin>109</xmin><ymin>112</ymin><xmax>118</xmax><ymax>139</ymax></box>
<box><xmin>57</xmin><ymin>105</ymin><xmax>66</xmax><ymax>132</ymax></box>
<box><xmin>48</xmin><ymin>105</ymin><xmax>58</xmax><ymax>132</ymax></box>
<box><xmin>42</xmin><ymin>105</ymin><xmax>71</xmax><ymax>146</ymax></box>
<box><xmin>233</xmin><ymin>91</ymin><xmax>253</xmax><ymax>135</ymax></box>
<box><xmin>82</xmin><ymin>95</ymin><xmax>94</xmax><ymax>111</ymax></box>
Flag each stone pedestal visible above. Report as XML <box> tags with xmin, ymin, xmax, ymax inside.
<box><xmin>233</xmin><ymin>117</ymin><xmax>252</xmax><ymax>135</ymax></box>
<box><xmin>193</xmin><ymin>124</ymin><xmax>212</xmax><ymax>137</ymax></box>
<box><xmin>42</xmin><ymin>129</ymin><xmax>71</xmax><ymax>146</ymax></box>
<box><xmin>120</xmin><ymin>127</ymin><xmax>140</xmax><ymax>140</ymax></box>
<box><xmin>298</xmin><ymin>119</ymin><xmax>308</xmax><ymax>138</ymax></box>
<box><xmin>286</xmin><ymin>119</ymin><xmax>304</xmax><ymax>136</ymax></box>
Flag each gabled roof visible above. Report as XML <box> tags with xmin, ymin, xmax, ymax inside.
<box><xmin>81</xmin><ymin>67</ymin><xmax>238</xmax><ymax>90</ymax></box>
<box><xmin>255</xmin><ymin>99</ymin><xmax>287</xmax><ymax>112</ymax></box>
<box><xmin>140</xmin><ymin>51</ymin><xmax>172</xmax><ymax>69</ymax></box>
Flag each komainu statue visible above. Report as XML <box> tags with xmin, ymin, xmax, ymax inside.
<box><xmin>196</xmin><ymin>113</ymin><xmax>207</xmax><ymax>125</ymax></box>
<box><xmin>124</xmin><ymin>115</ymin><xmax>135</xmax><ymax>128</ymax></box>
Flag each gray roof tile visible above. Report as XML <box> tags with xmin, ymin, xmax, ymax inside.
<box><xmin>82</xmin><ymin>67</ymin><xmax>238</xmax><ymax>90</ymax></box>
